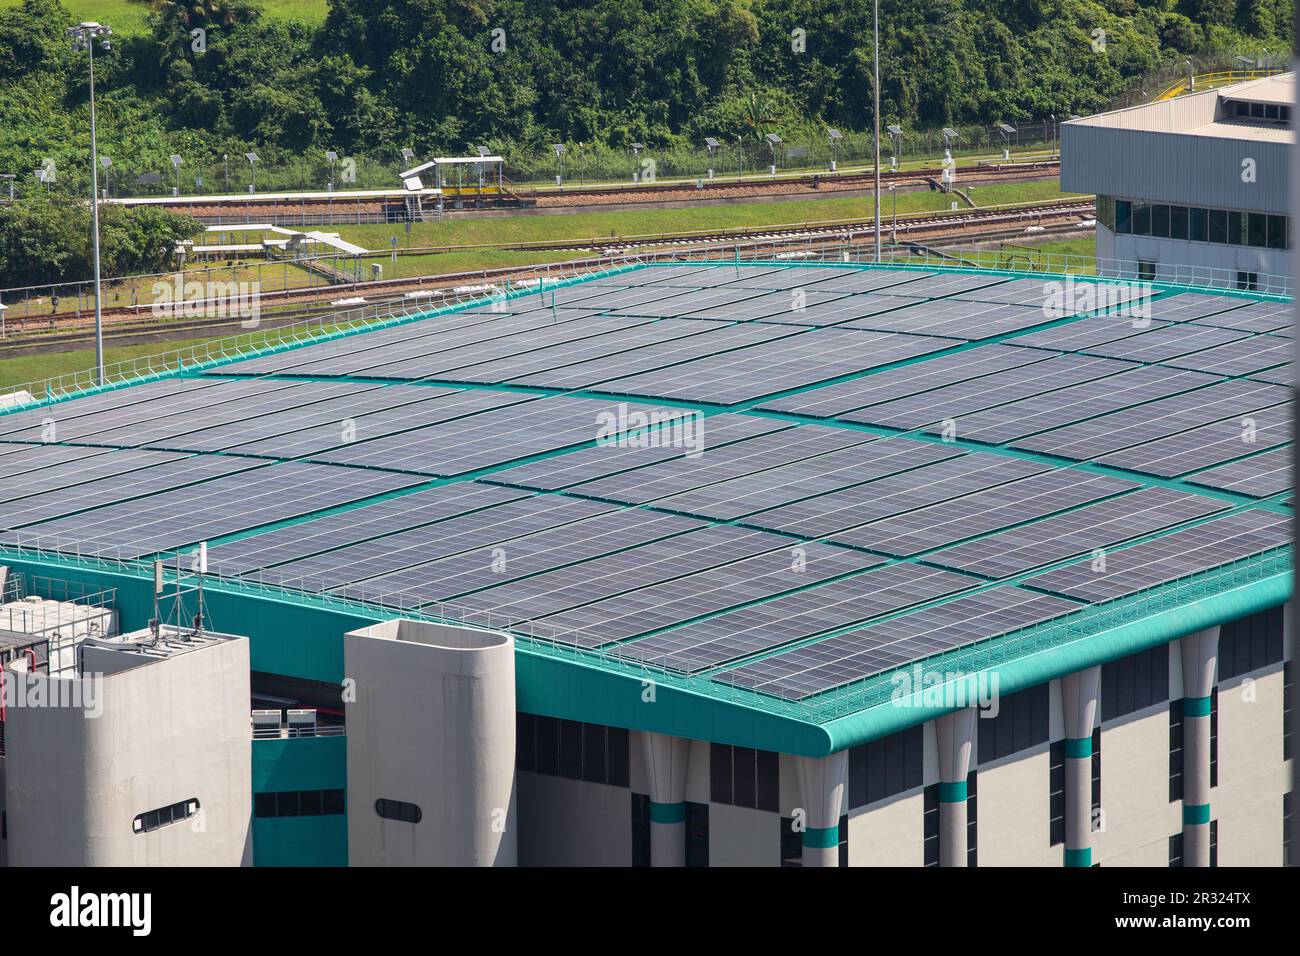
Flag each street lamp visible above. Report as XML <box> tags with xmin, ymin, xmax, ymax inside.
<box><xmin>629</xmin><ymin>143</ymin><xmax>644</xmax><ymax>182</ymax></box>
<box><xmin>886</xmin><ymin>124</ymin><xmax>902</xmax><ymax>171</ymax></box>
<box><xmin>170</xmin><ymin>154</ymin><xmax>183</xmax><ymax>196</ymax></box>
<box><xmin>99</xmin><ymin>155</ymin><xmax>112</xmax><ymax>198</ymax></box>
<box><xmin>68</xmin><ymin>20</ymin><xmax>112</xmax><ymax>386</ymax></box>
<box><xmin>827</xmin><ymin>128</ymin><xmax>842</xmax><ymax>172</ymax></box>
<box><xmin>764</xmin><ymin>133</ymin><xmax>783</xmax><ymax>175</ymax></box>
<box><xmin>245</xmin><ymin>152</ymin><xmax>259</xmax><ymax>193</ymax></box>
<box><xmin>325</xmin><ymin>149</ymin><xmax>338</xmax><ymax>191</ymax></box>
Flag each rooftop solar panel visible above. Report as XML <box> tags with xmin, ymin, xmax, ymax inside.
<box><xmin>719</xmin><ymin>586</ymin><xmax>1081</xmax><ymax>698</ymax></box>
<box><xmin>1141</xmin><ymin>292</ymin><xmax>1259</xmax><ymax>324</ymax></box>
<box><xmin>1007</xmin><ymin>314</ymin><xmax>1170</xmax><ymax>353</ymax></box>
<box><xmin>922</xmin><ymin>486</ymin><xmax>1229</xmax><ymax>577</ymax></box>
<box><xmin>0</xmin><ymin>445</ymin><xmax>188</xmax><ymax>504</ymax></box>
<box><xmin>755</xmin><ymin>344</ymin><xmax>1054</xmax><ymax>419</ymax></box>
<box><xmin>614</xmin><ymin>562</ymin><xmax>978</xmax><ymax>672</ymax></box>
<box><xmin>1080</xmin><ymin>324</ymin><xmax>1249</xmax><ymax>363</ymax></box>
<box><xmin>1159</xmin><ymin>333</ymin><xmax>1290</xmax><ymax>377</ymax></box>
<box><xmin>1186</xmin><ymin>299</ymin><xmax>1291</xmax><ymax>333</ymax></box>
<box><xmin>1090</xmin><ymin>402</ymin><xmax>1290</xmax><ymax>477</ymax></box>
<box><xmin>1022</xmin><ymin>509</ymin><xmax>1290</xmax><ymax>601</ymax></box>
<box><xmin>1250</xmin><ymin>364</ymin><xmax>1291</xmax><ymax>385</ymax></box>
<box><xmin>792</xmin><ymin>269</ymin><xmax>937</xmax><ymax>295</ymax></box>
<box><xmin>0</xmin><ymin>378</ymin><xmax>221</xmax><ymax>438</ymax></box>
<box><xmin>839</xmin><ymin>299</ymin><xmax>1052</xmax><ymax>339</ymax></box>
<box><xmin>680</xmin><ymin>289</ymin><xmax>853</xmax><ymax>323</ymax></box>
<box><xmin>725</xmin><ymin>266</ymin><xmax>889</xmax><ymax>291</ymax></box>
<box><xmin>1185</xmin><ymin>447</ymin><xmax>1292</xmax><ymax>498</ymax></box>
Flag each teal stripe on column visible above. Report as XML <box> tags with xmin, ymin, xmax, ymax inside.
<box><xmin>649</xmin><ymin>801</ymin><xmax>686</xmax><ymax>824</ymax></box>
<box><xmin>1064</xmin><ymin>847</ymin><xmax>1092</xmax><ymax>867</ymax></box>
<box><xmin>803</xmin><ymin>825</ymin><xmax>839</xmax><ymax>849</ymax></box>
<box><xmin>939</xmin><ymin>780</ymin><xmax>967</xmax><ymax>803</ymax></box>
<box><xmin>1183</xmin><ymin>696</ymin><xmax>1212</xmax><ymax>718</ymax></box>
<box><xmin>1064</xmin><ymin>736</ymin><xmax>1093</xmax><ymax>759</ymax></box>
<box><xmin>1183</xmin><ymin>803</ymin><xmax>1211</xmax><ymax>826</ymax></box>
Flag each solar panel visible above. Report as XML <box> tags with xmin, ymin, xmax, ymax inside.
<box><xmin>0</xmin><ymin>378</ymin><xmax>221</xmax><ymax>439</ymax></box>
<box><xmin>639</xmin><ymin>265</ymin><xmax>786</xmax><ymax>289</ymax></box>
<box><xmin>1160</xmin><ymin>333</ymin><xmax>1290</xmax><ymax>377</ymax></box>
<box><xmin>1186</xmin><ymin>447</ymin><xmax>1292</xmax><ymax>498</ymax></box>
<box><xmin>598</xmin><ymin>328</ymin><xmax>952</xmax><ymax>404</ymax></box>
<box><xmin>725</xmin><ymin>266</ymin><xmax>890</xmax><ymax>291</ymax></box>
<box><xmin>1022</xmin><ymin>509</ymin><xmax>1290</xmax><ymax>601</ymax></box>
<box><xmin>838</xmin><ymin>354</ymin><xmax>1134</xmax><ymax>431</ymax></box>
<box><xmin>871</xmin><ymin>273</ymin><xmax>1010</xmax><ymax>299</ymax></box>
<box><xmin>1091</xmin><ymin>402</ymin><xmax>1290</xmax><ymax>477</ymax></box>
<box><xmin>756</xmin><ymin>344</ymin><xmax>1053</xmax><ymax>419</ymax></box>
<box><xmin>0</xmin><ymin>445</ymin><xmax>187</xmax><ymax>504</ymax></box>
<box><xmin>1080</xmin><ymin>324</ymin><xmax>1249</xmax><ymax>363</ymax></box>
<box><xmin>839</xmin><ymin>299</ymin><xmax>1051</xmax><ymax>339</ymax></box>
<box><xmin>1188</xmin><ymin>299</ymin><xmax>1291</xmax><ymax>333</ymax></box>
<box><xmin>6</xmin><ymin>461</ymin><xmax>422</xmax><ymax>558</ymax></box>
<box><xmin>681</xmin><ymin>289</ymin><xmax>853</xmax><ymax>323</ymax></box>
<box><xmin>942</xmin><ymin>365</ymin><xmax>1220</xmax><ymax>445</ymax></box>
<box><xmin>1141</xmin><ymin>292</ymin><xmax>1259</xmax><ymax>324</ymax></box>
<box><xmin>736</xmin><ymin>453</ymin><xmax>1048</xmax><ymax>540</ymax></box>
<box><xmin>1007</xmin><ymin>314</ymin><xmax>1170</xmax><ymax>353</ymax></box>
<box><xmin>0</xmin><ymin>442</ymin><xmax>121</xmax><ymax>478</ymax></box>
<box><xmin>719</xmin><ymin>586</ymin><xmax>1081</xmax><ymax>698</ymax></box>
<box><xmin>922</xmin><ymin>486</ymin><xmax>1229</xmax><ymax>577</ymax></box>
<box><xmin>1011</xmin><ymin>379</ymin><xmax>1289</xmax><ymax>461</ymax></box>
<box><xmin>204</xmin><ymin>481</ymin><xmax>531</xmax><ymax>576</ymax></box>
<box><xmin>485</xmin><ymin>414</ymin><xmax>791</xmax><ymax>490</ymax></box>
<box><xmin>792</xmin><ymin>269</ymin><xmax>937</xmax><ymax>295</ymax></box>
<box><xmin>828</xmin><ymin>469</ymin><xmax>1138</xmax><ymax>556</ymax></box>
<box><xmin>1250</xmin><ymin>364</ymin><xmax>1291</xmax><ymax>385</ymax></box>
<box><xmin>531</xmin><ymin>542</ymin><xmax>881</xmax><ymax>646</ymax></box>
<box><xmin>613</xmin><ymin>562</ymin><xmax>977</xmax><ymax>672</ymax></box>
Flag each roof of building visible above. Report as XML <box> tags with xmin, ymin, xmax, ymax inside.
<box><xmin>1219</xmin><ymin>72</ymin><xmax>1294</xmax><ymax>107</ymax></box>
<box><xmin>0</xmin><ymin>260</ymin><xmax>1291</xmax><ymax>753</ymax></box>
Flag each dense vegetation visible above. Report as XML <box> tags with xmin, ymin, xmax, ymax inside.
<box><xmin>0</xmin><ymin>0</ymin><xmax>1291</xmax><ymax>187</ymax></box>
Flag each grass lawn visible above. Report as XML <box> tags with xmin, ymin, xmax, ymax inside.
<box><xmin>338</xmin><ymin>180</ymin><xmax>1079</xmax><ymax>250</ymax></box>
<box><xmin>0</xmin><ymin>335</ymin><xmax>218</xmax><ymax>391</ymax></box>
<box><xmin>0</xmin><ymin>0</ymin><xmax>329</xmax><ymax>34</ymax></box>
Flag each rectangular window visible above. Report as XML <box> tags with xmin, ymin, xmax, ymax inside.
<box><xmin>921</xmin><ymin>772</ymin><xmax>977</xmax><ymax>866</ymax></box>
<box><xmin>1091</xmin><ymin>727</ymin><xmax>1102</xmax><ymax>828</ymax></box>
<box><xmin>967</xmin><ymin>772</ymin><xmax>978</xmax><ymax>868</ymax></box>
<box><xmin>1169</xmin><ymin>205</ymin><xmax>1189</xmax><ymax>240</ymax></box>
<box><xmin>1267</xmin><ymin>215</ymin><xmax>1288</xmax><ymax>250</ymax></box>
<box><xmin>1132</xmin><ymin>202</ymin><xmax>1151</xmax><ymax>236</ymax></box>
<box><xmin>1210</xmin><ymin>819</ymin><xmax>1218</xmax><ymax>867</ymax></box>
<box><xmin>848</xmin><ymin>724</ymin><xmax>923</xmax><ymax>809</ymax></box>
<box><xmin>1285</xmin><ymin>792</ymin><xmax>1293</xmax><ymax>866</ymax></box>
<box><xmin>1189</xmin><ymin>207</ymin><xmax>1207</xmax><ymax>242</ymax></box>
<box><xmin>1235</xmin><ymin>101</ymin><xmax>1250</xmax><ymax>117</ymax></box>
<box><xmin>1228</xmin><ymin>211</ymin><xmax>1244</xmax><ymax>245</ymax></box>
<box><xmin>517</xmin><ymin>714</ymin><xmax>630</xmax><ymax>787</ymax></box>
<box><xmin>685</xmin><ymin>803</ymin><xmax>709</xmax><ymax>867</ymax></box>
<box><xmin>1285</xmin><ymin>658</ymin><xmax>1294</xmax><ymax>762</ymax></box>
<box><xmin>1219</xmin><ymin>606</ymin><xmax>1284</xmax><ymax>681</ymax></box>
<box><xmin>780</xmin><ymin>816</ymin><xmax>802</xmax><ymax>867</ymax></box>
<box><xmin>710</xmin><ymin>743</ymin><xmax>779</xmax><ymax>812</ymax></box>
<box><xmin>1115</xmin><ymin>199</ymin><xmax>1132</xmax><ymax>234</ymax></box>
<box><xmin>254</xmin><ymin>790</ymin><xmax>345</xmax><ymax>819</ymax></box>
<box><xmin>1150</xmin><ymin>203</ymin><xmax>1170</xmax><ymax>238</ymax></box>
<box><xmin>1170</xmin><ymin>702</ymin><xmax>1184</xmax><ymax>803</ymax></box>
<box><xmin>1169</xmin><ymin>832</ymin><xmax>1183</xmax><ymax>867</ymax></box>
<box><xmin>1049</xmin><ymin>741</ymin><xmax>1065</xmax><ymax>846</ymax></box>
<box><xmin>1211</xmin><ymin>688</ymin><xmax>1218</xmax><ymax>789</ymax></box>
<box><xmin>1101</xmin><ymin>644</ymin><xmax>1169</xmax><ymax>722</ymax></box>
<box><xmin>1247</xmin><ymin>212</ymin><xmax>1269</xmax><ymax>248</ymax></box>
<box><xmin>1138</xmin><ymin>260</ymin><xmax>1157</xmax><ymax>281</ymax></box>
<box><xmin>1236</xmin><ymin>271</ymin><xmax>1259</xmax><ymax>291</ymax></box>
<box><xmin>978</xmin><ymin>683</ymin><xmax>1049</xmax><ymax>764</ymax></box>
<box><xmin>631</xmin><ymin>793</ymin><xmax>650</xmax><ymax>867</ymax></box>
<box><xmin>1208</xmin><ymin>209</ymin><xmax>1229</xmax><ymax>244</ymax></box>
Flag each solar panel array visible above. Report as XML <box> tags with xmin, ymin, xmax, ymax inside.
<box><xmin>0</xmin><ymin>262</ymin><xmax>1289</xmax><ymax>710</ymax></box>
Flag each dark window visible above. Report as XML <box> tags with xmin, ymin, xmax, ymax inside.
<box><xmin>1169</xmin><ymin>205</ymin><xmax>1189</xmax><ymax>240</ymax></box>
<box><xmin>1169</xmin><ymin>832</ymin><xmax>1183</xmax><ymax>867</ymax></box>
<box><xmin>1132</xmin><ymin>202</ymin><xmax>1151</xmax><ymax>236</ymax></box>
<box><xmin>1101</xmin><ymin>644</ymin><xmax>1169</xmax><ymax>722</ymax></box>
<box><xmin>1228</xmin><ymin>211</ymin><xmax>1244</xmax><ymax>245</ymax></box>
<box><xmin>1285</xmin><ymin>792</ymin><xmax>1293</xmax><ymax>866</ymax></box>
<box><xmin>323</xmin><ymin>789</ymin><xmax>345</xmax><ymax>815</ymax></box>
<box><xmin>1285</xmin><ymin>660</ymin><xmax>1294</xmax><ymax>762</ymax></box>
<box><xmin>780</xmin><ymin>817</ymin><xmax>802</xmax><ymax>867</ymax></box>
<box><xmin>921</xmin><ymin>772</ymin><xmax>977</xmax><ymax>866</ymax></box>
<box><xmin>1092</xmin><ymin>728</ymin><xmax>1102</xmax><ymax>828</ymax></box>
<box><xmin>1097</xmin><ymin>195</ymin><xmax>1116</xmax><ymax>231</ymax></box>
<box><xmin>1250</xmin><ymin>101</ymin><xmax>1265</xmax><ymax>119</ymax></box>
<box><xmin>516</xmin><ymin>714</ymin><xmax>629</xmax><ymax>787</ymax></box>
<box><xmin>299</xmin><ymin>789</ymin><xmax>322</xmax><ymax>816</ymax></box>
<box><xmin>848</xmin><ymin>724</ymin><xmax>923</xmax><ymax>809</ymax></box>
<box><xmin>710</xmin><ymin>743</ymin><xmax>779</xmax><ymax>812</ymax></box>
<box><xmin>254</xmin><ymin>792</ymin><xmax>276</xmax><ymax>819</ymax></box>
<box><xmin>1208</xmin><ymin>209</ymin><xmax>1229</xmax><ymax>244</ymax></box>
<box><xmin>978</xmin><ymin>683</ymin><xmax>1049</xmax><ymax>764</ymax></box>
<box><xmin>1189</xmin><ymin>207</ymin><xmax>1207</xmax><ymax>242</ymax></box>
<box><xmin>1150</xmin><ymin>203</ymin><xmax>1170</xmax><ymax>238</ymax></box>
<box><xmin>1235</xmin><ymin>100</ymin><xmax>1250</xmax><ymax>117</ymax></box>
<box><xmin>255</xmin><ymin>790</ymin><xmax>344</xmax><ymax>819</ymax></box>
<box><xmin>1219</xmin><ymin>606</ymin><xmax>1284</xmax><ymax>681</ymax></box>
<box><xmin>631</xmin><ymin>793</ymin><xmax>650</xmax><ymax>867</ymax></box>
<box><xmin>375</xmin><ymin>798</ymin><xmax>421</xmax><ymax>824</ymax></box>
<box><xmin>1236</xmin><ymin>271</ymin><xmax>1259</xmax><ymax>291</ymax></box>
<box><xmin>839</xmin><ymin>815</ymin><xmax>849</xmax><ymax>867</ymax></box>
<box><xmin>1170</xmin><ymin>702</ymin><xmax>1184</xmax><ymax>803</ymax></box>
<box><xmin>685</xmin><ymin>803</ymin><xmax>708</xmax><ymax>867</ymax></box>
<box><xmin>1247</xmin><ymin>212</ymin><xmax>1268</xmax><ymax>248</ymax></box>
<box><xmin>1282</xmin><ymin>106</ymin><xmax>1293</xmax><ymax>123</ymax></box>
<box><xmin>134</xmin><ymin>798</ymin><xmax>200</xmax><ymax>834</ymax></box>
<box><xmin>1049</xmin><ymin>741</ymin><xmax>1065</xmax><ymax>846</ymax></box>
<box><xmin>1138</xmin><ymin>261</ymin><xmax>1157</xmax><ymax>282</ymax></box>
<box><xmin>1210</xmin><ymin>819</ymin><xmax>1218</xmax><ymax>867</ymax></box>
<box><xmin>1265</xmin><ymin>103</ymin><xmax>1280</xmax><ymax>121</ymax></box>
<box><xmin>1211</xmin><ymin>688</ymin><xmax>1218</xmax><ymax>789</ymax></box>
<box><xmin>1267</xmin><ymin>215</ymin><xmax>1288</xmax><ymax>250</ymax></box>
<box><xmin>1115</xmin><ymin>200</ymin><xmax>1132</xmax><ymax>234</ymax></box>
<box><xmin>276</xmin><ymin>791</ymin><xmax>300</xmax><ymax>818</ymax></box>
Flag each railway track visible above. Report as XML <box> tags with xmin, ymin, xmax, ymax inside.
<box><xmin>2</xmin><ymin>197</ymin><xmax>1093</xmax><ymax>353</ymax></box>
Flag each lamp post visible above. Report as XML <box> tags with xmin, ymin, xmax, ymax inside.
<box><xmin>705</xmin><ymin>137</ymin><xmax>719</xmax><ymax>180</ymax></box>
<box><xmin>100</xmin><ymin>155</ymin><xmax>112</xmax><ymax>199</ymax></box>
<box><xmin>886</xmin><ymin>124</ymin><xmax>902</xmax><ymax>171</ymax></box>
<box><xmin>827</xmin><ymin>128</ymin><xmax>842</xmax><ymax>172</ymax></box>
<box><xmin>551</xmin><ymin>143</ymin><xmax>565</xmax><ymax>188</ymax></box>
<box><xmin>68</xmin><ymin>20</ymin><xmax>112</xmax><ymax>386</ymax></box>
<box><xmin>872</xmin><ymin>0</ymin><xmax>882</xmax><ymax>263</ymax></box>
<box><xmin>325</xmin><ymin>149</ymin><xmax>338</xmax><ymax>191</ymax></box>
<box><xmin>170</xmin><ymin>153</ymin><xmax>183</xmax><ymax>196</ymax></box>
<box><xmin>630</xmin><ymin>143</ymin><xmax>644</xmax><ymax>183</ymax></box>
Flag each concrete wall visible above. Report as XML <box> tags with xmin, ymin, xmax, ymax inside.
<box><xmin>1216</xmin><ymin>665</ymin><xmax>1287</xmax><ymax>866</ymax></box>
<box><xmin>1094</xmin><ymin>702</ymin><xmax>1181</xmax><ymax>866</ymax></box>
<box><xmin>4</xmin><ymin>636</ymin><xmax>252</xmax><ymax>866</ymax></box>
<box><xmin>516</xmin><ymin>772</ymin><xmax>632</xmax><ymax>866</ymax></box>
<box><xmin>344</xmin><ymin>619</ymin><xmax>516</xmax><ymax>866</ymax></box>
<box><xmin>977</xmin><ymin>746</ymin><xmax>1059</xmax><ymax>866</ymax></box>
<box><xmin>846</xmin><ymin>790</ymin><xmax>926</xmax><ymax>866</ymax></box>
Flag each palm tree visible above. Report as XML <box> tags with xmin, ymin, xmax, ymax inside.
<box><xmin>740</xmin><ymin>90</ymin><xmax>777</xmax><ymax>144</ymax></box>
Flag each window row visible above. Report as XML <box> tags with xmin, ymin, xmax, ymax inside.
<box><xmin>1168</xmin><ymin>822</ymin><xmax>1218</xmax><ymax>867</ymax></box>
<box><xmin>134</xmin><ymin>798</ymin><xmax>200</xmax><ymax>834</ymax></box>
<box><xmin>1048</xmin><ymin>729</ymin><xmax>1102</xmax><ymax>847</ymax></box>
<box><xmin>631</xmin><ymin>794</ymin><xmax>707</xmax><ymax>867</ymax></box>
<box><xmin>1169</xmin><ymin>691</ymin><xmax>1219</xmax><ymax>803</ymax></box>
<box><xmin>710</xmin><ymin>743</ymin><xmax>780</xmax><ymax>812</ymax></box>
<box><xmin>923</xmin><ymin>773</ymin><xmax>978</xmax><ymax>867</ymax></box>
<box><xmin>254</xmin><ymin>789</ymin><xmax>345</xmax><ymax>819</ymax></box>
<box><xmin>1102</xmin><ymin>644</ymin><xmax>1169</xmax><ymax>722</ymax></box>
<box><xmin>1218</xmin><ymin>605</ymin><xmax>1284</xmax><ymax>681</ymax></box>
<box><xmin>375</xmin><ymin>798</ymin><xmax>421</xmax><ymax>824</ymax></box>
<box><xmin>1228</xmin><ymin>99</ymin><xmax>1291</xmax><ymax>123</ymax></box>
<box><xmin>1107</xmin><ymin>198</ymin><xmax>1289</xmax><ymax>250</ymax></box>
<box><xmin>516</xmin><ymin>713</ymin><xmax>630</xmax><ymax>789</ymax></box>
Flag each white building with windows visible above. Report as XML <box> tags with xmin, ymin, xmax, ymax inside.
<box><xmin>1062</xmin><ymin>73</ymin><xmax>1293</xmax><ymax>291</ymax></box>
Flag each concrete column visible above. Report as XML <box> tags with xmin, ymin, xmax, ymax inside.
<box><xmin>795</xmin><ymin>752</ymin><xmax>848</xmax><ymax>867</ymax></box>
<box><xmin>1061</xmin><ymin>666</ymin><xmax>1101</xmax><ymax>867</ymax></box>
<box><xmin>641</xmin><ymin>732</ymin><xmax>691</xmax><ymax>867</ymax></box>
<box><xmin>1180</xmin><ymin>627</ymin><xmax>1219</xmax><ymax>867</ymax></box>
<box><xmin>936</xmin><ymin>708</ymin><xmax>976</xmax><ymax>867</ymax></box>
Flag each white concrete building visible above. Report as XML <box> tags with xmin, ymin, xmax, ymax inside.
<box><xmin>1062</xmin><ymin>73</ymin><xmax>1293</xmax><ymax>291</ymax></box>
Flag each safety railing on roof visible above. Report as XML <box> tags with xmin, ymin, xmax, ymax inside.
<box><xmin>0</xmin><ymin>534</ymin><xmax>1290</xmax><ymax>724</ymax></box>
